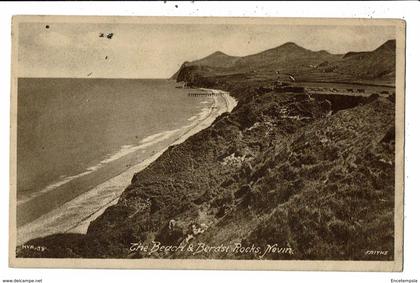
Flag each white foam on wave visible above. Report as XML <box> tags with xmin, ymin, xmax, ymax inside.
<box><xmin>198</xmin><ymin>107</ymin><xmax>211</xmax><ymax>120</ymax></box>
<box><xmin>17</xmin><ymin>87</ymin><xmax>239</xmax><ymax>243</ymax></box>
<box><xmin>141</xmin><ymin>132</ymin><xmax>168</xmax><ymax>144</ymax></box>
<box><xmin>17</xmin><ymin>128</ymin><xmax>182</xmax><ymax>205</ymax></box>
<box><xmin>200</xmin><ymin>88</ymin><xmax>238</xmax><ymax>112</ymax></box>
<box><xmin>18</xmin><ymin>89</ymin><xmax>237</xmax><ymax>205</ymax></box>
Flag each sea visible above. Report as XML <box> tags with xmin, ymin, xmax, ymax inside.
<box><xmin>16</xmin><ymin>78</ymin><xmax>212</xmax><ymax>226</ymax></box>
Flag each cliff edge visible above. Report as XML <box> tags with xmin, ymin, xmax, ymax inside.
<box><xmin>18</xmin><ymin>40</ymin><xmax>396</xmax><ymax>260</ymax></box>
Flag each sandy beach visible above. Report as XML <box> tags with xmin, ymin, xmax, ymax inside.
<box><xmin>17</xmin><ymin>88</ymin><xmax>237</xmax><ymax>245</ymax></box>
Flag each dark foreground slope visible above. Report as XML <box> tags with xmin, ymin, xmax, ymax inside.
<box><xmin>18</xmin><ymin>41</ymin><xmax>396</xmax><ymax>260</ymax></box>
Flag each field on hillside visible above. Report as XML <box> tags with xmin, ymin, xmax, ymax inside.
<box><xmin>17</xmin><ymin>39</ymin><xmax>397</xmax><ymax>261</ymax></box>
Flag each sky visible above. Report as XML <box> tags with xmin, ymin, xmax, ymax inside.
<box><xmin>17</xmin><ymin>21</ymin><xmax>396</xmax><ymax>78</ymax></box>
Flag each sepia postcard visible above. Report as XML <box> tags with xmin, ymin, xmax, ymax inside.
<box><xmin>9</xmin><ymin>16</ymin><xmax>405</xmax><ymax>271</ymax></box>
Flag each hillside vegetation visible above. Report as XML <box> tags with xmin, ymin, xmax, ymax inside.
<box><xmin>176</xmin><ymin>40</ymin><xmax>396</xmax><ymax>86</ymax></box>
<box><xmin>18</xmin><ymin>40</ymin><xmax>396</xmax><ymax>260</ymax></box>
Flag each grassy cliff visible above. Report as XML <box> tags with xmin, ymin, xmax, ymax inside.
<box><xmin>18</xmin><ymin>41</ymin><xmax>396</xmax><ymax>260</ymax></box>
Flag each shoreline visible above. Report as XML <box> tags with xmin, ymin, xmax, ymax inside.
<box><xmin>17</xmin><ymin>88</ymin><xmax>237</xmax><ymax>246</ymax></box>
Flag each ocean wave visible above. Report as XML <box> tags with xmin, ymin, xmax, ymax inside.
<box><xmin>198</xmin><ymin>107</ymin><xmax>211</xmax><ymax>120</ymax></box>
<box><xmin>17</xmin><ymin>128</ymin><xmax>182</xmax><ymax>205</ymax></box>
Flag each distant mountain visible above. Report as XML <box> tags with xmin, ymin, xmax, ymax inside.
<box><xmin>19</xmin><ymin>66</ymin><xmax>396</xmax><ymax>260</ymax></box>
<box><xmin>233</xmin><ymin>42</ymin><xmax>340</xmax><ymax>70</ymax></box>
<box><xmin>336</xmin><ymin>40</ymin><xmax>396</xmax><ymax>80</ymax></box>
<box><xmin>17</xmin><ymin>41</ymin><xmax>397</xmax><ymax>262</ymax></box>
<box><xmin>343</xmin><ymin>39</ymin><xmax>395</xmax><ymax>59</ymax></box>
<box><xmin>187</xmin><ymin>51</ymin><xmax>240</xmax><ymax>68</ymax></box>
<box><xmin>172</xmin><ymin>40</ymin><xmax>396</xmax><ymax>85</ymax></box>
<box><xmin>170</xmin><ymin>51</ymin><xmax>239</xmax><ymax>80</ymax></box>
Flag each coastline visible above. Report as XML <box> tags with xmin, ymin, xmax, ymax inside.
<box><xmin>17</xmin><ymin>88</ymin><xmax>237</xmax><ymax>246</ymax></box>
<box><xmin>12</xmin><ymin>27</ymin><xmax>400</xmax><ymax>267</ymax></box>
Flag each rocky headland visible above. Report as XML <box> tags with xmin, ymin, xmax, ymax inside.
<box><xmin>18</xmin><ymin>40</ymin><xmax>396</xmax><ymax>260</ymax></box>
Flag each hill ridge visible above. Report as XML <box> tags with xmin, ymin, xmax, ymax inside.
<box><xmin>172</xmin><ymin>39</ymin><xmax>396</xmax><ymax>85</ymax></box>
